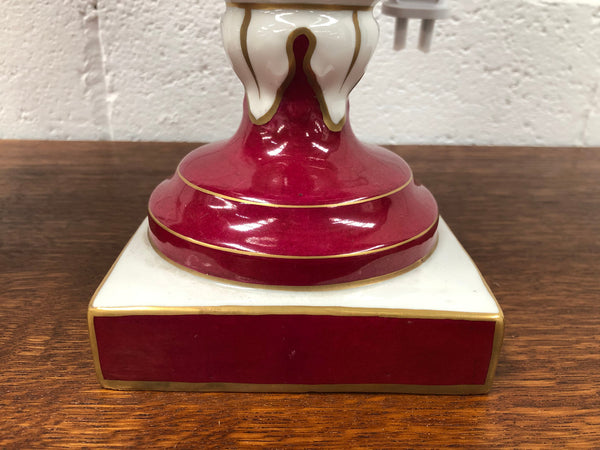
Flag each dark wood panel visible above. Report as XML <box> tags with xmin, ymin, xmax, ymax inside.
<box><xmin>1</xmin><ymin>140</ymin><xmax>599</xmax><ymax>447</ymax></box>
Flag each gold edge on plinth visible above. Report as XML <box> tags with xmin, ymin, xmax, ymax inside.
<box><xmin>147</xmin><ymin>208</ymin><xmax>439</xmax><ymax>259</ymax></box>
<box><xmin>147</xmin><ymin>230</ymin><xmax>438</xmax><ymax>292</ymax></box>
<box><xmin>479</xmin><ymin>268</ymin><xmax>505</xmax><ymax>390</ymax></box>
<box><xmin>89</xmin><ymin>227</ymin><xmax>494</xmax><ymax>322</ymax></box>
<box><xmin>448</xmin><ymin>223</ymin><xmax>505</xmax><ymax>392</ymax></box>
<box><xmin>99</xmin><ymin>379</ymin><xmax>491</xmax><ymax>395</ymax></box>
<box><xmin>90</xmin><ymin>302</ymin><xmax>501</xmax><ymax>322</ymax></box>
<box><xmin>87</xmin><ymin>233</ymin><xmax>140</xmax><ymax>385</ymax></box>
<box><xmin>176</xmin><ymin>165</ymin><xmax>414</xmax><ymax>209</ymax></box>
<box><xmin>90</xmin><ymin>231</ymin><xmax>496</xmax><ymax>323</ymax></box>
<box><xmin>88</xmin><ymin>308</ymin><xmax>106</xmax><ymax>385</ymax></box>
<box><xmin>483</xmin><ymin>313</ymin><xmax>504</xmax><ymax>392</ymax></box>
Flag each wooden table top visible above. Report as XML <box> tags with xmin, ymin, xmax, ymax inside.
<box><xmin>1</xmin><ymin>140</ymin><xmax>599</xmax><ymax>447</ymax></box>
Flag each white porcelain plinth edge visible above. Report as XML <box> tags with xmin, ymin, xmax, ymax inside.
<box><xmin>90</xmin><ymin>217</ymin><xmax>500</xmax><ymax>316</ymax></box>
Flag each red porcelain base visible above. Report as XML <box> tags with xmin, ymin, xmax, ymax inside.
<box><xmin>148</xmin><ymin>36</ymin><xmax>438</xmax><ymax>286</ymax></box>
<box><xmin>94</xmin><ymin>314</ymin><xmax>495</xmax><ymax>389</ymax></box>
<box><xmin>88</xmin><ymin>218</ymin><xmax>504</xmax><ymax>393</ymax></box>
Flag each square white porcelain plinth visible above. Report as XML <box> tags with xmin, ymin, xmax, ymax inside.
<box><xmin>89</xmin><ymin>218</ymin><xmax>504</xmax><ymax>393</ymax></box>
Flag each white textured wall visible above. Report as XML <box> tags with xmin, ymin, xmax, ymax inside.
<box><xmin>1</xmin><ymin>0</ymin><xmax>599</xmax><ymax>145</ymax></box>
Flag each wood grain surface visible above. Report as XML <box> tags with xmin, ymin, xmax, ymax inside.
<box><xmin>1</xmin><ymin>140</ymin><xmax>599</xmax><ymax>447</ymax></box>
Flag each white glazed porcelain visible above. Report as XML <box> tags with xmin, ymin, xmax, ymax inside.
<box><xmin>222</xmin><ymin>1</ymin><xmax>380</xmax><ymax>131</ymax></box>
<box><xmin>92</xmin><ymin>218</ymin><xmax>500</xmax><ymax>315</ymax></box>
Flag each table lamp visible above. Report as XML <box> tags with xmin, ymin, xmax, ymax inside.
<box><xmin>89</xmin><ymin>0</ymin><xmax>504</xmax><ymax>393</ymax></box>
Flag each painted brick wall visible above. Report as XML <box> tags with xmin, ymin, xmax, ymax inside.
<box><xmin>1</xmin><ymin>0</ymin><xmax>599</xmax><ymax>145</ymax></box>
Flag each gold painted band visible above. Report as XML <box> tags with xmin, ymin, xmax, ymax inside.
<box><xmin>176</xmin><ymin>166</ymin><xmax>414</xmax><ymax>208</ymax></box>
<box><xmin>342</xmin><ymin>10</ymin><xmax>361</xmax><ymax>85</ymax></box>
<box><xmin>98</xmin><ymin>379</ymin><xmax>492</xmax><ymax>394</ymax></box>
<box><xmin>91</xmin><ymin>268</ymin><xmax>501</xmax><ymax>321</ymax></box>
<box><xmin>148</xmin><ymin>208</ymin><xmax>438</xmax><ymax>259</ymax></box>
<box><xmin>147</xmin><ymin>231</ymin><xmax>438</xmax><ymax>291</ymax></box>
<box><xmin>227</xmin><ymin>2</ymin><xmax>374</xmax><ymax>11</ymax></box>
<box><xmin>460</xmin><ymin>245</ymin><xmax>505</xmax><ymax>388</ymax></box>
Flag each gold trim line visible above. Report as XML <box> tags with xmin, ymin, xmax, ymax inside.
<box><xmin>341</xmin><ymin>10</ymin><xmax>361</xmax><ymax>86</ymax></box>
<box><xmin>98</xmin><ymin>379</ymin><xmax>492</xmax><ymax>394</ymax></box>
<box><xmin>91</xmin><ymin>302</ymin><xmax>501</xmax><ymax>322</ymax></box>
<box><xmin>148</xmin><ymin>208</ymin><xmax>439</xmax><ymax>259</ymax></box>
<box><xmin>238</xmin><ymin>24</ymin><xmax>359</xmax><ymax>131</ymax></box>
<box><xmin>176</xmin><ymin>166</ymin><xmax>414</xmax><ymax>208</ymax></box>
<box><xmin>227</xmin><ymin>2</ymin><xmax>374</xmax><ymax>11</ymax></box>
<box><xmin>465</xmin><ymin>245</ymin><xmax>505</xmax><ymax>388</ymax></box>
<box><xmin>240</xmin><ymin>6</ymin><xmax>261</xmax><ymax>97</ymax></box>
<box><xmin>87</xmin><ymin>232</ymin><xmax>140</xmax><ymax>386</ymax></box>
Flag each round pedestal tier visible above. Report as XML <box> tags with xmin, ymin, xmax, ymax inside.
<box><xmin>148</xmin><ymin>36</ymin><xmax>438</xmax><ymax>287</ymax></box>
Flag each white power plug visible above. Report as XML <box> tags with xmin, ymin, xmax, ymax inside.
<box><xmin>381</xmin><ymin>0</ymin><xmax>450</xmax><ymax>52</ymax></box>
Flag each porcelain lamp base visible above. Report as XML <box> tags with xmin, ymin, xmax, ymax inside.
<box><xmin>88</xmin><ymin>217</ymin><xmax>503</xmax><ymax>394</ymax></box>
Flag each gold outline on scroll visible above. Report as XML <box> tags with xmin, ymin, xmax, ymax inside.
<box><xmin>232</xmin><ymin>3</ymin><xmax>371</xmax><ymax>131</ymax></box>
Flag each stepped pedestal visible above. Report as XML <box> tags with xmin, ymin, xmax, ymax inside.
<box><xmin>89</xmin><ymin>218</ymin><xmax>503</xmax><ymax>394</ymax></box>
